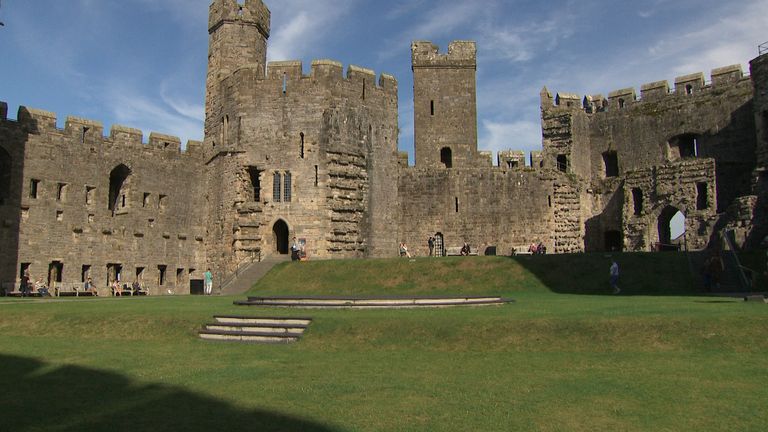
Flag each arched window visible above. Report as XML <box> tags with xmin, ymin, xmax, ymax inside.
<box><xmin>0</xmin><ymin>147</ymin><xmax>11</xmax><ymax>205</ymax></box>
<box><xmin>272</xmin><ymin>172</ymin><xmax>281</xmax><ymax>202</ymax></box>
<box><xmin>440</xmin><ymin>147</ymin><xmax>452</xmax><ymax>168</ymax></box>
<box><xmin>108</xmin><ymin>164</ymin><xmax>131</xmax><ymax>213</ymax></box>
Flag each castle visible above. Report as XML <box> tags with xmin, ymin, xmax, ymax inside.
<box><xmin>1</xmin><ymin>0</ymin><xmax>766</xmax><ymax>293</ymax></box>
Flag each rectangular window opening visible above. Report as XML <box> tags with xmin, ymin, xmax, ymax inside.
<box><xmin>143</xmin><ymin>193</ymin><xmax>150</xmax><ymax>208</ymax></box>
<box><xmin>696</xmin><ymin>182</ymin><xmax>708</xmax><ymax>210</ymax></box>
<box><xmin>602</xmin><ymin>152</ymin><xmax>619</xmax><ymax>177</ymax></box>
<box><xmin>85</xmin><ymin>186</ymin><xmax>95</xmax><ymax>205</ymax></box>
<box><xmin>314</xmin><ymin>165</ymin><xmax>319</xmax><ymax>187</ymax></box>
<box><xmin>247</xmin><ymin>167</ymin><xmax>262</xmax><ymax>201</ymax></box>
<box><xmin>30</xmin><ymin>179</ymin><xmax>40</xmax><ymax>199</ymax></box>
<box><xmin>81</xmin><ymin>265</ymin><xmax>91</xmax><ymax>283</ymax></box>
<box><xmin>455</xmin><ymin>197</ymin><xmax>459</xmax><ymax>213</ymax></box>
<box><xmin>284</xmin><ymin>171</ymin><xmax>292</xmax><ymax>202</ymax></box>
<box><xmin>158</xmin><ymin>265</ymin><xmax>167</xmax><ymax>286</ymax></box>
<box><xmin>430</xmin><ymin>100</ymin><xmax>435</xmax><ymax>116</ymax></box>
<box><xmin>632</xmin><ymin>188</ymin><xmax>644</xmax><ymax>215</ymax></box>
<box><xmin>56</xmin><ymin>183</ymin><xmax>67</xmax><ymax>201</ymax></box>
<box><xmin>272</xmin><ymin>172</ymin><xmax>281</xmax><ymax>202</ymax></box>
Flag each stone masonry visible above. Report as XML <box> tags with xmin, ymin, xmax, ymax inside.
<box><xmin>0</xmin><ymin>0</ymin><xmax>766</xmax><ymax>293</ymax></box>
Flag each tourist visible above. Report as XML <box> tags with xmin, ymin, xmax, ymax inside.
<box><xmin>428</xmin><ymin>236</ymin><xmax>434</xmax><ymax>257</ymax></box>
<box><xmin>111</xmin><ymin>280</ymin><xmax>122</xmax><ymax>296</ymax></box>
<box><xmin>34</xmin><ymin>278</ymin><xmax>51</xmax><ymax>297</ymax></box>
<box><xmin>84</xmin><ymin>277</ymin><xmax>98</xmax><ymax>296</ymax></box>
<box><xmin>610</xmin><ymin>259</ymin><xmax>620</xmax><ymax>294</ymax></box>
<box><xmin>132</xmin><ymin>280</ymin><xmax>142</xmax><ymax>295</ymax></box>
<box><xmin>399</xmin><ymin>243</ymin><xmax>411</xmax><ymax>258</ymax></box>
<box><xmin>291</xmin><ymin>237</ymin><xmax>300</xmax><ymax>261</ymax></box>
<box><xmin>460</xmin><ymin>243</ymin><xmax>470</xmax><ymax>256</ymax></box>
<box><xmin>529</xmin><ymin>243</ymin><xmax>537</xmax><ymax>254</ymax></box>
<box><xmin>204</xmin><ymin>268</ymin><xmax>213</xmax><ymax>295</ymax></box>
<box><xmin>20</xmin><ymin>269</ymin><xmax>30</xmax><ymax>297</ymax></box>
<box><xmin>536</xmin><ymin>242</ymin><xmax>546</xmax><ymax>255</ymax></box>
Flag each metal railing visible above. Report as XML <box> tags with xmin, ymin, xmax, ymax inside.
<box><xmin>218</xmin><ymin>250</ymin><xmax>262</xmax><ymax>293</ymax></box>
<box><xmin>760</xmin><ymin>42</ymin><xmax>768</xmax><ymax>56</ymax></box>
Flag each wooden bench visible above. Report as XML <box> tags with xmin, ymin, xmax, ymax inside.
<box><xmin>445</xmin><ymin>246</ymin><xmax>478</xmax><ymax>256</ymax></box>
<box><xmin>511</xmin><ymin>246</ymin><xmax>533</xmax><ymax>255</ymax></box>
<box><xmin>55</xmin><ymin>283</ymin><xmax>96</xmax><ymax>297</ymax></box>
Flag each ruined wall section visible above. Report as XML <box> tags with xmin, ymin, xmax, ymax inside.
<box><xmin>0</xmin><ymin>105</ymin><xmax>207</xmax><ymax>292</ymax></box>
<box><xmin>580</xmin><ymin>66</ymin><xmax>755</xmax><ymax>212</ymax></box>
<box><xmin>412</xmin><ymin>41</ymin><xmax>482</xmax><ymax>169</ymax></box>
<box><xmin>752</xmin><ymin>53</ymin><xmax>768</xmax><ymax>170</ymax></box>
<box><xmin>623</xmin><ymin>159</ymin><xmax>718</xmax><ymax>251</ymax></box>
<box><xmin>540</xmin><ymin>88</ymin><xmax>593</xmax><ymax>179</ymax></box>
<box><xmin>398</xmin><ymin>167</ymin><xmax>583</xmax><ymax>256</ymax></box>
<box><xmin>209</xmin><ymin>60</ymin><xmax>398</xmax><ymax>270</ymax></box>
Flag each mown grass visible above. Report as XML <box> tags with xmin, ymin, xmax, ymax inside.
<box><xmin>1</xmin><ymin>253</ymin><xmax>767</xmax><ymax>431</ymax></box>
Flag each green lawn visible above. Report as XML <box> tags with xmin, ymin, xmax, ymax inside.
<box><xmin>1</xmin><ymin>254</ymin><xmax>767</xmax><ymax>431</ymax></box>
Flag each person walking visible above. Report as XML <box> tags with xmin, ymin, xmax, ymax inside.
<box><xmin>610</xmin><ymin>259</ymin><xmax>620</xmax><ymax>294</ymax></box>
<box><xmin>204</xmin><ymin>268</ymin><xmax>213</xmax><ymax>295</ymax></box>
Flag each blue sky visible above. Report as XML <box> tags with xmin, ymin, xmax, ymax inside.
<box><xmin>1</xmin><ymin>0</ymin><xmax>767</xmax><ymax>164</ymax></box>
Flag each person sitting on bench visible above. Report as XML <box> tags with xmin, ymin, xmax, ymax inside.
<box><xmin>34</xmin><ymin>278</ymin><xmax>51</xmax><ymax>297</ymax></box>
<box><xmin>460</xmin><ymin>243</ymin><xmax>471</xmax><ymax>256</ymax></box>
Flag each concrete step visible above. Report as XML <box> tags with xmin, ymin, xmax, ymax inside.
<box><xmin>199</xmin><ymin>330</ymin><xmax>301</xmax><ymax>344</ymax></box>
<box><xmin>199</xmin><ymin>315</ymin><xmax>313</xmax><ymax>344</ymax></box>
<box><xmin>235</xmin><ymin>296</ymin><xmax>514</xmax><ymax>309</ymax></box>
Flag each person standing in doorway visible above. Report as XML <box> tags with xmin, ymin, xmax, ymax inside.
<box><xmin>204</xmin><ymin>268</ymin><xmax>213</xmax><ymax>295</ymax></box>
<box><xmin>428</xmin><ymin>236</ymin><xmax>435</xmax><ymax>257</ymax></box>
<box><xmin>610</xmin><ymin>259</ymin><xmax>620</xmax><ymax>294</ymax></box>
<box><xmin>291</xmin><ymin>237</ymin><xmax>300</xmax><ymax>261</ymax></box>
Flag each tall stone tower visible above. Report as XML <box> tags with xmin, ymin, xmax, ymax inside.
<box><xmin>412</xmin><ymin>41</ymin><xmax>478</xmax><ymax>168</ymax></box>
<box><xmin>205</xmin><ymin>0</ymin><xmax>270</xmax><ymax>140</ymax></box>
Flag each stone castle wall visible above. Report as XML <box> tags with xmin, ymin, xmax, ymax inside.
<box><xmin>0</xmin><ymin>106</ymin><xmax>207</xmax><ymax>293</ymax></box>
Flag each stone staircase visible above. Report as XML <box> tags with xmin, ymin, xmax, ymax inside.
<box><xmin>198</xmin><ymin>315</ymin><xmax>312</xmax><ymax>344</ymax></box>
<box><xmin>234</xmin><ymin>295</ymin><xmax>514</xmax><ymax>308</ymax></box>
<box><xmin>219</xmin><ymin>254</ymin><xmax>291</xmax><ymax>296</ymax></box>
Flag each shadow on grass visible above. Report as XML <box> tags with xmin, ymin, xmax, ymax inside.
<box><xmin>507</xmin><ymin>252</ymin><xmax>705</xmax><ymax>297</ymax></box>
<box><xmin>0</xmin><ymin>354</ymin><xmax>339</xmax><ymax>432</ymax></box>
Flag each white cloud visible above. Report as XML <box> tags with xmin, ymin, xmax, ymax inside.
<box><xmin>480</xmin><ymin>120</ymin><xmax>542</xmax><ymax>157</ymax></box>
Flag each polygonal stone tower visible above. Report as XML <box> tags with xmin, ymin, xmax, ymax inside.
<box><xmin>412</xmin><ymin>41</ymin><xmax>479</xmax><ymax>168</ymax></box>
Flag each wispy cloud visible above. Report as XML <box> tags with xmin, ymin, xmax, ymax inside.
<box><xmin>480</xmin><ymin>119</ymin><xmax>542</xmax><ymax>159</ymax></box>
<box><xmin>267</xmin><ymin>0</ymin><xmax>358</xmax><ymax>62</ymax></box>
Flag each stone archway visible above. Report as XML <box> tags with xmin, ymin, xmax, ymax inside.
<box><xmin>658</xmin><ymin>205</ymin><xmax>685</xmax><ymax>251</ymax></box>
<box><xmin>272</xmin><ymin>220</ymin><xmax>289</xmax><ymax>255</ymax></box>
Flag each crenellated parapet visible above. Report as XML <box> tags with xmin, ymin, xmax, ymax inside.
<box><xmin>5</xmin><ymin>103</ymin><xmax>203</xmax><ymax>159</ymax></box>
<box><xmin>209</xmin><ymin>0</ymin><xmax>270</xmax><ymax>37</ymax></box>
<box><xmin>225</xmin><ymin>59</ymin><xmax>398</xmax><ymax>97</ymax></box>
<box><xmin>546</xmin><ymin>64</ymin><xmax>750</xmax><ymax>114</ymax></box>
<box><xmin>411</xmin><ymin>40</ymin><xmax>476</xmax><ymax>70</ymax></box>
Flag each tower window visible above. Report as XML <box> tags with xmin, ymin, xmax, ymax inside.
<box><xmin>300</xmin><ymin>133</ymin><xmax>305</xmax><ymax>159</ymax></box>
<box><xmin>30</xmin><ymin>179</ymin><xmax>40</xmax><ymax>199</ymax></box>
<box><xmin>56</xmin><ymin>183</ymin><xmax>67</xmax><ymax>201</ymax></box>
<box><xmin>556</xmin><ymin>155</ymin><xmax>568</xmax><ymax>173</ymax></box>
<box><xmin>284</xmin><ymin>172</ymin><xmax>292</xmax><ymax>202</ymax></box>
<box><xmin>273</xmin><ymin>172</ymin><xmax>281</xmax><ymax>202</ymax></box>
<box><xmin>247</xmin><ymin>167</ymin><xmax>262</xmax><ymax>201</ymax></box>
<box><xmin>430</xmin><ymin>100</ymin><xmax>435</xmax><ymax>116</ymax></box>
<box><xmin>440</xmin><ymin>147</ymin><xmax>452</xmax><ymax>168</ymax></box>
<box><xmin>632</xmin><ymin>188</ymin><xmax>643</xmax><ymax>215</ymax></box>
<box><xmin>696</xmin><ymin>182</ymin><xmax>708</xmax><ymax>210</ymax></box>
<box><xmin>602</xmin><ymin>151</ymin><xmax>619</xmax><ymax>177</ymax></box>
<box><xmin>686</xmin><ymin>84</ymin><xmax>693</xmax><ymax>95</ymax></box>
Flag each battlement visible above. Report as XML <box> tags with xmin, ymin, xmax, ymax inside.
<box><xmin>4</xmin><ymin>103</ymin><xmax>202</xmax><ymax>157</ymax></box>
<box><xmin>232</xmin><ymin>59</ymin><xmax>397</xmax><ymax>92</ymax></box>
<box><xmin>411</xmin><ymin>41</ymin><xmax>477</xmax><ymax>69</ymax></box>
<box><xmin>547</xmin><ymin>64</ymin><xmax>749</xmax><ymax>113</ymax></box>
<box><xmin>209</xmin><ymin>0</ymin><xmax>270</xmax><ymax>38</ymax></box>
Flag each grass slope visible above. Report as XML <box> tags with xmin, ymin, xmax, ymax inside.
<box><xmin>1</xmin><ymin>253</ymin><xmax>766</xmax><ymax>431</ymax></box>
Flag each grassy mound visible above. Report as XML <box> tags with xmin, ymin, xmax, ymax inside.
<box><xmin>250</xmin><ymin>252</ymin><xmax>698</xmax><ymax>297</ymax></box>
<box><xmin>1</xmin><ymin>253</ymin><xmax>766</xmax><ymax>431</ymax></box>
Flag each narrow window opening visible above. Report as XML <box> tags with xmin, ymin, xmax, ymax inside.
<box><xmin>696</xmin><ymin>182</ymin><xmax>709</xmax><ymax>210</ymax></box>
<box><xmin>176</xmin><ymin>268</ymin><xmax>184</xmax><ymax>287</ymax></box>
<box><xmin>314</xmin><ymin>165</ymin><xmax>319</xmax><ymax>187</ymax></box>
<box><xmin>143</xmin><ymin>193</ymin><xmax>150</xmax><ymax>208</ymax></box>
<box><xmin>455</xmin><ymin>197</ymin><xmax>459</xmax><ymax>213</ymax></box>
<box><xmin>237</xmin><ymin>6</ymin><xmax>244</xmax><ymax>16</ymax></box>
<box><xmin>86</xmin><ymin>186</ymin><xmax>95</xmax><ymax>205</ymax></box>
<box><xmin>632</xmin><ymin>188</ymin><xmax>643</xmax><ymax>215</ymax></box>
<box><xmin>507</xmin><ymin>160</ymin><xmax>518</xmax><ymax>169</ymax></box>
<box><xmin>158</xmin><ymin>194</ymin><xmax>167</xmax><ymax>210</ymax></box>
<box><xmin>362</xmin><ymin>79</ymin><xmax>366</xmax><ymax>100</ymax></box>
<box><xmin>56</xmin><ymin>183</ymin><xmax>66</xmax><ymax>201</ymax></box>
<box><xmin>548</xmin><ymin>195</ymin><xmax>552</xmax><ymax>208</ymax></box>
<box><xmin>273</xmin><ymin>172</ymin><xmax>281</xmax><ymax>202</ymax></box>
<box><xmin>108</xmin><ymin>164</ymin><xmax>131</xmax><ymax>212</ymax></box>
<box><xmin>300</xmin><ymin>132</ymin><xmax>305</xmax><ymax>159</ymax></box>
<box><xmin>556</xmin><ymin>155</ymin><xmax>568</xmax><ymax>173</ymax></box>
<box><xmin>685</xmin><ymin>84</ymin><xmax>693</xmax><ymax>95</ymax></box>
<box><xmin>618</xmin><ymin>98</ymin><xmax>625</xmax><ymax>109</ymax></box>
<box><xmin>56</xmin><ymin>210</ymin><xmax>63</xmax><ymax>221</ymax></box>
<box><xmin>158</xmin><ymin>265</ymin><xmax>167</xmax><ymax>287</ymax></box>
<box><xmin>82</xmin><ymin>126</ymin><xmax>89</xmax><ymax>143</ymax></box>
<box><xmin>284</xmin><ymin>171</ymin><xmax>292</xmax><ymax>202</ymax></box>
<box><xmin>121</xmin><ymin>194</ymin><xmax>126</xmax><ymax>208</ymax></box>
<box><xmin>247</xmin><ymin>167</ymin><xmax>262</xmax><ymax>201</ymax></box>
<box><xmin>136</xmin><ymin>267</ymin><xmax>145</xmax><ymax>285</ymax></box>
<box><xmin>30</xmin><ymin>179</ymin><xmax>40</xmax><ymax>199</ymax></box>
<box><xmin>430</xmin><ymin>100</ymin><xmax>435</xmax><ymax>116</ymax></box>
<box><xmin>282</xmin><ymin>73</ymin><xmax>287</xmax><ymax>94</ymax></box>
<box><xmin>222</xmin><ymin>115</ymin><xmax>229</xmax><ymax>145</ymax></box>
<box><xmin>440</xmin><ymin>147</ymin><xmax>452</xmax><ymax>168</ymax></box>
<box><xmin>602</xmin><ymin>151</ymin><xmax>619</xmax><ymax>177</ymax></box>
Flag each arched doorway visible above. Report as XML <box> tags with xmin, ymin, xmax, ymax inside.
<box><xmin>434</xmin><ymin>232</ymin><xmax>445</xmax><ymax>257</ymax></box>
<box><xmin>272</xmin><ymin>220</ymin><xmax>289</xmax><ymax>254</ymax></box>
<box><xmin>658</xmin><ymin>206</ymin><xmax>685</xmax><ymax>251</ymax></box>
